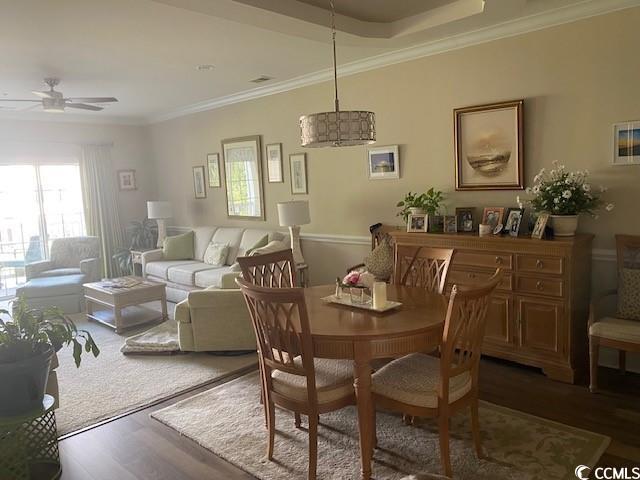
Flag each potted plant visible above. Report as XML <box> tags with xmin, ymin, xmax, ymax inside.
<box><xmin>396</xmin><ymin>188</ymin><xmax>445</xmax><ymax>222</ymax></box>
<box><xmin>521</xmin><ymin>162</ymin><xmax>614</xmax><ymax>236</ymax></box>
<box><xmin>112</xmin><ymin>218</ymin><xmax>158</xmax><ymax>276</ymax></box>
<box><xmin>0</xmin><ymin>297</ymin><xmax>99</xmax><ymax>415</ymax></box>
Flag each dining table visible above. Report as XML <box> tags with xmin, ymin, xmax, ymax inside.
<box><xmin>302</xmin><ymin>284</ymin><xmax>448</xmax><ymax>480</ymax></box>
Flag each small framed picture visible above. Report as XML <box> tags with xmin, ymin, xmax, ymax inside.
<box><xmin>117</xmin><ymin>170</ymin><xmax>136</xmax><ymax>191</ymax></box>
<box><xmin>367</xmin><ymin>145</ymin><xmax>400</xmax><ymax>180</ymax></box>
<box><xmin>443</xmin><ymin>215</ymin><xmax>457</xmax><ymax>233</ymax></box>
<box><xmin>290</xmin><ymin>153</ymin><xmax>308</xmax><ymax>194</ymax></box>
<box><xmin>482</xmin><ymin>207</ymin><xmax>505</xmax><ymax>231</ymax></box>
<box><xmin>192</xmin><ymin>166</ymin><xmax>207</xmax><ymax>199</ymax></box>
<box><xmin>456</xmin><ymin>207</ymin><xmax>475</xmax><ymax>232</ymax></box>
<box><xmin>428</xmin><ymin>215</ymin><xmax>444</xmax><ymax>233</ymax></box>
<box><xmin>266</xmin><ymin>143</ymin><xmax>284</xmax><ymax>182</ymax></box>
<box><xmin>531</xmin><ymin>213</ymin><xmax>550</xmax><ymax>239</ymax></box>
<box><xmin>407</xmin><ymin>213</ymin><xmax>428</xmax><ymax>233</ymax></box>
<box><xmin>613</xmin><ymin>121</ymin><xmax>640</xmax><ymax>165</ymax></box>
<box><xmin>504</xmin><ymin>208</ymin><xmax>524</xmax><ymax>237</ymax></box>
<box><xmin>207</xmin><ymin>153</ymin><xmax>221</xmax><ymax>188</ymax></box>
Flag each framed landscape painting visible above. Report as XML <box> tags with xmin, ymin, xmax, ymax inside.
<box><xmin>613</xmin><ymin>121</ymin><xmax>640</xmax><ymax>165</ymax></box>
<box><xmin>454</xmin><ymin>100</ymin><xmax>524</xmax><ymax>190</ymax></box>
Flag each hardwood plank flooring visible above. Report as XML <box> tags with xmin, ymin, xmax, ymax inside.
<box><xmin>58</xmin><ymin>359</ymin><xmax>640</xmax><ymax>479</ymax></box>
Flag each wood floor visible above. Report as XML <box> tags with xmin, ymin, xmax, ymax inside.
<box><xmin>58</xmin><ymin>359</ymin><xmax>640</xmax><ymax>479</ymax></box>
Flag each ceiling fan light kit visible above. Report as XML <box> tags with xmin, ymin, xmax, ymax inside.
<box><xmin>299</xmin><ymin>0</ymin><xmax>376</xmax><ymax>148</ymax></box>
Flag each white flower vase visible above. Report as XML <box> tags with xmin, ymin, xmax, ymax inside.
<box><xmin>550</xmin><ymin>215</ymin><xmax>579</xmax><ymax>237</ymax></box>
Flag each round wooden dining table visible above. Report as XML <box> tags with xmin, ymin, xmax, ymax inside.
<box><xmin>302</xmin><ymin>284</ymin><xmax>448</xmax><ymax>480</ymax></box>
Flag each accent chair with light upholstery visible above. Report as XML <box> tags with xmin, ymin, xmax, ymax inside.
<box><xmin>25</xmin><ymin>236</ymin><xmax>101</xmax><ymax>283</ymax></box>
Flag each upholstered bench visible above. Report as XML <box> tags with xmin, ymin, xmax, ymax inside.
<box><xmin>16</xmin><ymin>274</ymin><xmax>86</xmax><ymax>314</ymax></box>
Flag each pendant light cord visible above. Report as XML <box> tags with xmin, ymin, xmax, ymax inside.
<box><xmin>330</xmin><ymin>0</ymin><xmax>340</xmax><ymax>113</ymax></box>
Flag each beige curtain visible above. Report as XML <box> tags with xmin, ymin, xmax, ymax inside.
<box><xmin>79</xmin><ymin>144</ymin><xmax>125</xmax><ymax>278</ymax></box>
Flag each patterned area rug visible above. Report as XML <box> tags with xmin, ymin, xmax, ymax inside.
<box><xmin>151</xmin><ymin>372</ymin><xmax>610</xmax><ymax>480</ymax></box>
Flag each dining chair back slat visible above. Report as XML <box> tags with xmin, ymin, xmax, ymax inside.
<box><xmin>237</xmin><ymin>249</ymin><xmax>297</xmax><ymax>288</ymax></box>
<box><xmin>394</xmin><ymin>245</ymin><xmax>454</xmax><ymax>294</ymax></box>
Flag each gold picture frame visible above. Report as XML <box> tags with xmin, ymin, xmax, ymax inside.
<box><xmin>454</xmin><ymin>100</ymin><xmax>524</xmax><ymax>191</ymax></box>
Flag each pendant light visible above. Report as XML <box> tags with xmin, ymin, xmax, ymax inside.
<box><xmin>299</xmin><ymin>0</ymin><xmax>376</xmax><ymax>147</ymax></box>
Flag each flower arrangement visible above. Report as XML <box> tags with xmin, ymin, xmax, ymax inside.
<box><xmin>341</xmin><ymin>271</ymin><xmax>374</xmax><ymax>289</ymax></box>
<box><xmin>396</xmin><ymin>188</ymin><xmax>444</xmax><ymax>222</ymax></box>
<box><xmin>520</xmin><ymin>162</ymin><xmax>614</xmax><ymax>216</ymax></box>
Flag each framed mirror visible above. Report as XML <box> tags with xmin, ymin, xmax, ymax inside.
<box><xmin>222</xmin><ymin>135</ymin><xmax>265</xmax><ymax>220</ymax></box>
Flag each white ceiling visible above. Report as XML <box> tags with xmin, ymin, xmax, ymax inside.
<box><xmin>0</xmin><ymin>0</ymin><xmax>637</xmax><ymax>124</ymax></box>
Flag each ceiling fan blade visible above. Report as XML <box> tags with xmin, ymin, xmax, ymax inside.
<box><xmin>0</xmin><ymin>99</ymin><xmax>40</xmax><ymax>102</ymax></box>
<box><xmin>32</xmin><ymin>90</ymin><xmax>54</xmax><ymax>99</ymax></box>
<box><xmin>66</xmin><ymin>97</ymin><xmax>118</xmax><ymax>103</ymax></box>
<box><xmin>66</xmin><ymin>103</ymin><xmax>103</xmax><ymax>111</ymax></box>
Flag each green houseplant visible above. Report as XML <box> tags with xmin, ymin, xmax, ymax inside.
<box><xmin>396</xmin><ymin>188</ymin><xmax>445</xmax><ymax>222</ymax></box>
<box><xmin>112</xmin><ymin>218</ymin><xmax>158</xmax><ymax>275</ymax></box>
<box><xmin>0</xmin><ymin>298</ymin><xmax>99</xmax><ymax>415</ymax></box>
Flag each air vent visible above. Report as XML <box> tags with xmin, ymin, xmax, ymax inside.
<box><xmin>250</xmin><ymin>75</ymin><xmax>273</xmax><ymax>84</ymax></box>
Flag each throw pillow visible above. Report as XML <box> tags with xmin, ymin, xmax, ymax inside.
<box><xmin>203</xmin><ymin>242</ymin><xmax>230</xmax><ymax>266</ymax></box>
<box><xmin>246</xmin><ymin>234</ymin><xmax>269</xmax><ymax>256</ymax></box>
<box><xmin>617</xmin><ymin>268</ymin><xmax>640</xmax><ymax>321</ymax></box>
<box><xmin>250</xmin><ymin>240</ymin><xmax>288</xmax><ymax>256</ymax></box>
<box><xmin>364</xmin><ymin>236</ymin><xmax>394</xmax><ymax>281</ymax></box>
<box><xmin>162</xmin><ymin>231</ymin><xmax>194</xmax><ymax>260</ymax></box>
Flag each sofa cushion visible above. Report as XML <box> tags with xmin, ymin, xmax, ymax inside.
<box><xmin>194</xmin><ymin>267</ymin><xmax>234</xmax><ymax>288</ymax></box>
<box><xmin>167</xmin><ymin>262</ymin><xmax>218</xmax><ymax>286</ymax></box>
<box><xmin>239</xmin><ymin>230</ymin><xmax>272</xmax><ymax>257</ymax></box>
<box><xmin>203</xmin><ymin>242</ymin><xmax>229</xmax><ymax>266</ymax></box>
<box><xmin>192</xmin><ymin>227</ymin><xmax>218</xmax><ymax>261</ymax></box>
<box><xmin>211</xmin><ymin>228</ymin><xmax>244</xmax><ymax>264</ymax></box>
<box><xmin>250</xmin><ymin>240</ymin><xmax>288</xmax><ymax>256</ymax></box>
<box><xmin>146</xmin><ymin>260</ymin><xmax>199</xmax><ymax>280</ymax></box>
<box><xmin>17</xmin><ymin>274</ymin><xmax>86</xmax><ymax>298</ymax></box>
<box><xmin>163</xmin><ymin>231</ymin><xmax>194</xmax><ymax>260</ymax></box>
<box><xmin>40</xmin><ymin>267</ymin><xmax>83</xmax><ymax>277</ymax></box>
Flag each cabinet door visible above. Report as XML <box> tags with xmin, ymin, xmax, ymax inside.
<box><xmin>517</xmin><ymin>296</ymin><xmax>566</xmax><ymax>358</ymax></box>
<box><xmin>483</xmin><ymin>294</ymin><xmax>514</xmax><ymax>348</ymax></box>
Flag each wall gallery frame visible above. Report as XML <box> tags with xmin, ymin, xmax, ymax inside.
<box><xmin>367</xmin><ymin>145</ymin><xmax>400</xmax><ymax>180</ymax></box>
<box><xmin>290</xmin><ymin>153</ymin><xmax>308</xmax><ymax>194</ymax></box>
<box><xmin>266</xmin><ymin>143</ymin><xmax>284</xmax><ymax>182</ymax></box>
<box><xmin>612</xmin><ymin>121</ymin><xmax>640</xmax><ymax>165</ymax></box>
<box><xmin>222</xmin><ymin>135</ymin><xmax>265</xmax><ymax>219</ymax></box>
<box><xmin>454</xmin><ymin>100</ymin><xmax>524</xmax><ymax>191</ymax></box>
<box><xmin>207</xmin><ymin>153</ymin><xmax>221</xmax><ymax>188</ymax></box>
<box><xmin>192</xmin><ymin>166</ymin><xmax>206</xmax><ymax>199</ymax></box>
<box><xmin>117</xmin><ymin>170</ymin><xmax>137</xmax><ymax>191</ymax></box>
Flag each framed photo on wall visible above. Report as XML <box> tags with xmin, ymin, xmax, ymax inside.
<box><xmin>266</xmin><ymin>143</ymin><xmax>284</xmax><ymax>182</ymax></box>
<box><xmin>367</xmin><ymin>145</ymin><xmax>400</xmax><ymax>180</ymax></box>
<box><xmin>613</xmin><ymin>121</ymin><xmax>640</xmax><ymax>165</ymax></box>
<box><xmin>117</xmin><ymin>169</ymin><xmax>137</xmax><ymax>191</ymax></box>
<box><xmin>290</xmin><ymin>153</ymin><xmax>308</xmax><ymax>194</ymax></box>
<box><xmin>192</xmin><ymin>166</ymin><xmax>207</xmax><ymax>199</ymax></box>
<box><xmin>207</xmin><ymin>153</ymin><xmax>221</xmax><ymax>188</ymax></box>
<box><xmin>454</xmin><ymin>100</ymin><xmax>524</xmax><ymax>190</ymax></box>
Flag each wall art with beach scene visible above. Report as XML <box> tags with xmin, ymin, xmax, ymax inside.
<box><xmin>454</xmin><ymin>100</ymin><xmax>524</xmax><ymax>190</ymax></box>
<box><xmin>367</xmin><ymin>145</ymin><xmax>399</xmax><ymax>179</ymax></box>
<box><xmin>613</xmin><ymin>121</ymin><xmax>640</xmax><ymax>165</ymax></box>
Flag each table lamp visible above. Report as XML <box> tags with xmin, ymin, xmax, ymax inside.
<box><xmin>147</xmin><ymin>201</ymin><xmax>172</xmax><ymax>247</ymax></box>
<box><xmin>277</xmin><ymin>201</ymin><xmax>310</xmax><ymax>265</ymax></box>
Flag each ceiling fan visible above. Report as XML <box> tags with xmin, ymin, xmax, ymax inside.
<box><xmin>0</xmin><ymin>78</ymin><xmax>118</xmax><ymax>112</ymax></box>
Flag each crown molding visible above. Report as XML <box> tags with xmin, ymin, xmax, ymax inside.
<box><xmin>147</xmin><ymin>0</ymin><xmax>640</xmax><ymax>124</ymax></box>
<box><xmin>0</xmin><ymin>110</ymin><xmax>145</xmax><ymax>126</ymax></box>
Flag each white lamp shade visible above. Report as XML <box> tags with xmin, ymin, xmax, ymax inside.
<box><xmin>277</xmin><ymin>201</ymin><xmax>310</xmax><ymax>227</ymax></box>
<box><xmin>147</xmin><ymin>201</ymin><xmax>172</xmax><ymax>219</ymax></box>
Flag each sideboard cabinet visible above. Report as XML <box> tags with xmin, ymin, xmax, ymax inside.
<box><xmin>389</xmin><ymin>231</ymin><xmax>593</xmax><ymax>383</ymax></box>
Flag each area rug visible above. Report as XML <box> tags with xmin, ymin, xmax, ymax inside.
<box><xmin>151</xmin><ymin>372</ymin><xmax>610</xmax><ymax>480</ymax></box>
<box><xmin>54</xmin><ymin>304</ymin><xmax>257</xmax><ymax>435</ymax></box>
<box><xmin>120</xmin><ymin>319</ymin><xmax>180</xmax><ymax>354</ymax></box>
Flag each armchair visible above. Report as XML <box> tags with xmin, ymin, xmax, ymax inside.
<box><xmin>25</xmin><ymin>236</ymin><xmax>101</xmax><ymax>283</ymax></box>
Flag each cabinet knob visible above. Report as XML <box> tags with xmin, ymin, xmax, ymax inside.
<box><xmin>495</xmin><ymin>256</ymin><xmax>503</xmax><ymax>265</ymax></box>
<box><xmin>536</xmin><ymin>259</ymin><xmax>544</xmax><ymax>269</ymax></box>
<box><xmin>536</xmin><ymin>281</ymin><xmax>544</xmax><ymax>291</ymax></box>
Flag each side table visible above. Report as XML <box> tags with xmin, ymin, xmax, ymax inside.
<box><xmin>296</xmin><ymin>263</ymin><xmax>309</xmax><ymax>287</ymax></box>
<box><xmin>0</xmin><ymin>395</ymin><xmax>61</xmax><ymax>480</ymax></box>
<box><xmin>131</xmin><ymin>248</ymin><xmax>154</xmax><ymax>276</ymax></box>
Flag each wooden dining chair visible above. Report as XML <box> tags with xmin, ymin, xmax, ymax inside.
<box><xmin>371</xmin><ymin>270</ymin><xmax>502</xmax><ymax>478</ymax></box>
<box><xmin>236</xmin><ymin>248</ymin><xmax>297</xmax><ymax>288</ymax></box>
<box><xmin>236</xmin><ymin>278</ymin><xmax>355</xmax><ymax>480</ymax></box>
<box><xmin>394</xmin><ymin>245</ymin><xmax>454</xmax><ymax>294</ymax></box>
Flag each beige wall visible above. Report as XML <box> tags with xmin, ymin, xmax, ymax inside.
<box><xmin>0</xmin><ymin>118</ymin><xmax>155</xmax><ymax>227</ymax></box>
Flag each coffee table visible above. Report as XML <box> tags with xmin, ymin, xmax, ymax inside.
<box><xmin>83</xmin><ymin>276</ymin><xmax>167</xmax><ymax>333</ymax></box>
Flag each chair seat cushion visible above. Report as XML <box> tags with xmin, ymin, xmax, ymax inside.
<box><xmin>167</xmin><ymin>262</ymin><xmax>218</xmax><ymax>286</ymax></box>
<box><xmin>271</xmin><ymin>357</ymin><xmax>354</xmax><ymax>404</ymax></box>
<box><xmin>590</xmin><ymin>316</ymin><xmax>640</xmax><ymax>343</ymax></box>
<box><xmin>145</xmin><ymin>260</ymin><xmax>199</xmax><ymax>280</ymax></box>
<box><xmin>372</xmin><ymin>353</ymin><xmax>472</xmax><ymax>408</ymax></box>
<box><xmin>40</xmin><ymin>268</ymin><xmax>83</xmax><ymax>277</ymax></box>
<box><xmin>17</xmin><ymin>274</ymin><xmax>86</xmax><ymax>298</ymax></box>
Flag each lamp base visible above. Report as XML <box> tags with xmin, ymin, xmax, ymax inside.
<box><xmin>289</xmin><ymin>225</ymin><xmax>305</xmax><ymax>265</ymax></box>
<box><xmin>156</xmin><ymin>219</ymin><xmax>167</xmax><ymax>248</ymax></box>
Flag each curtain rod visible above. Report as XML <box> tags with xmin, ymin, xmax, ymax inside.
<box><xmin>0</xmin><ymin>139</ymin><xmax>114</xmax><ymax>147</ymax></box>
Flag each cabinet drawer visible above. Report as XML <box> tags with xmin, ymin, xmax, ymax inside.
<box><xmin>517</xmin><ymin>276</ymin><xmax>564</xmax><ymax>297</ymax></box>
<box><xmin>448</xmin><ymin>268</ymin><xmax>513</xmax><ymax>291</ymax></box>
<box><xmin>454</xmin><ymin>251</ymin><xmax>513</xmax><ymax>270</ymax></box>
<box><xmin>517</xmin><ymin>255</ymin><xmax>563</xmax><ymax>275</ymax></box>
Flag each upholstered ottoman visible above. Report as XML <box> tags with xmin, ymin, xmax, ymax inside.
<box><xmin>15</xmin><ymin>274</ymin><xmax>86</xmax><ymax>314</ymax></box>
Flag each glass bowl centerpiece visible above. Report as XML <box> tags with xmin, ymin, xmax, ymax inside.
<box><xmin>341</xmin><ymin>271</ymin><xmax>374</xmax><ymax>305</ymax></box>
